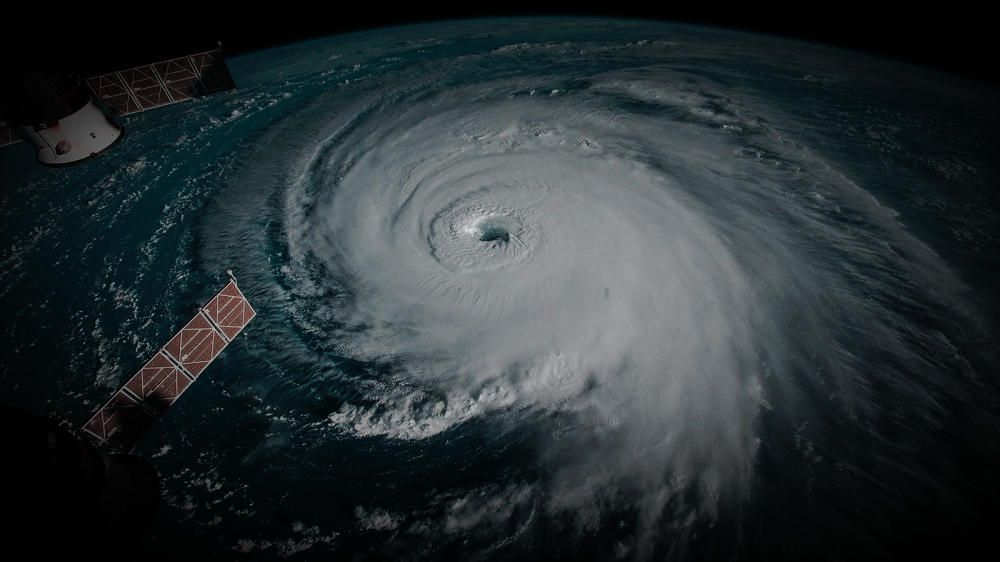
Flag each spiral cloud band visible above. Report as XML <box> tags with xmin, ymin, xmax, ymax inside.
<box><xmin>197</xmin><ymin>25</ymin><xmax>997</xmax><ymax>551</ymax></box>
<box><xmin>206</xmin><ymin>35</ymin><xmax>992</xmax><ymax>548</ymax></box>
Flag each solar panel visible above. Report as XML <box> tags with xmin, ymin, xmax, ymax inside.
<box><xmin>162</xmin><ymin>312</ymin><xmax>229</xmax><ymax>378</ymax></box>
<box><xmin>123</xmin><ymin>352</ymin><xmax>192</xmax><ymax>411</ymax></box>
<box><xmin>82</xmin><ymin>275</ymin><xmax>255</xmax><ymax>448</ymax></box>
<box><xmin>202</xmin><ymin>280</ymin><xmax>257</xmax><ymax>340</ymax></box>
<box><xmin>82</xmin><ymin>390</ymin><xmax>156</xmax><ymax>446</ymax></box>
<box><xmin>85</xmin><ymin>47</ymin><xmax>237</xmax><ymax>117</ymax></box>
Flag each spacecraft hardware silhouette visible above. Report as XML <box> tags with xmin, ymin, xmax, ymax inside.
<box><xmin>83</xmin><ymin>273</ymin><xmax>256</xmax><ymax>449</ymax></box>
<box><xmin>0</xmin><ymin>43</ymin><xmax>235</xmax><ymax>165</ymax></box>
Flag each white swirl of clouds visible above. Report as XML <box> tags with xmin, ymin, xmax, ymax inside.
<box><xmin>216</xmin><ymin>55</ymin><xmax>978</xmax><ymax>542</ymax></box>
<box><xmin>276</xmin><ymin>74</ymin><xmax>786</xmax><ymax>521</ymax></box>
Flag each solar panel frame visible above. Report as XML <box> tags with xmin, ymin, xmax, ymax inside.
<box><xmin>81</xmin><ymin>278</ymin><xmax>254</xmax><ymax>448</ymax></box>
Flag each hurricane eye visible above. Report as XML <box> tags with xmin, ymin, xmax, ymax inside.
<box><xmin>477</xmin><ymin>221</ymin><xmax>510</xmax><ymax>243</ymax></box>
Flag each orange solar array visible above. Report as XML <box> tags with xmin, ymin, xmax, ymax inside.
<box><xmin>82</xmin><ymin>390</ymin><xmax>155</xmax><ymax>446</ymax></box>
<box><xmin>162</xmin><ymin>313</ymin><xmax>229</xmax><ymax>378</ymax></box>
<box><xmin>203</xmin><ymin>281</ymin><xmax>257</xmax><ymax>340</ymax></box>
<box><xmin>82</xmin><ymin>277</ymin><xmax>255</xmax><ymax>448</ymax></box>
<box><xmin>85</xmin><ymin>47</ymin><xmax>236</xmax><ymax>117</ymax></box>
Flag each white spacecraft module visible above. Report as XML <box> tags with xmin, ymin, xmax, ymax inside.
<box><xmin>1</xmin><ymin>72</ymin><xmax>123</xmax><ymax>166</ymax></box>
<box><xmin>0</xmin><ymin>44</ymin><xmax>235</xmax><ymax>165</ymax></box>
<box><xmin>18</xmin><ymin>102</ymin><xmax>123</xmax><ymax>166</ymax></box>
<box><xmin>82</xmin><ymin>275</ymin><xmax>255</xmax><ymax>449</ymax></box>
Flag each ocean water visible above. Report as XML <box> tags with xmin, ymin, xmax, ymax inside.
<box><xmin>1</xmin><ymin>19</ymin><xmax>999</xmax><ymax>560</ymax></box>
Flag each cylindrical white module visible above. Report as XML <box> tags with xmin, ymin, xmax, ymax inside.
<box><xmin>17</xmin><ymin>98</ymin><xmax>122</xmax><ymax>166</ymax></box>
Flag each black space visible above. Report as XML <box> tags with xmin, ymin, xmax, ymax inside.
<box><xmin>8</xmin><ymin>5</ymin><xmax>998</xmax><ymax>86</ymax></box>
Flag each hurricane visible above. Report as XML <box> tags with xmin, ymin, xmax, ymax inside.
<box><xmin>2</xmin><ymin>19</ymin><xmax>998</xmax><ymax>560</ymax></box>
